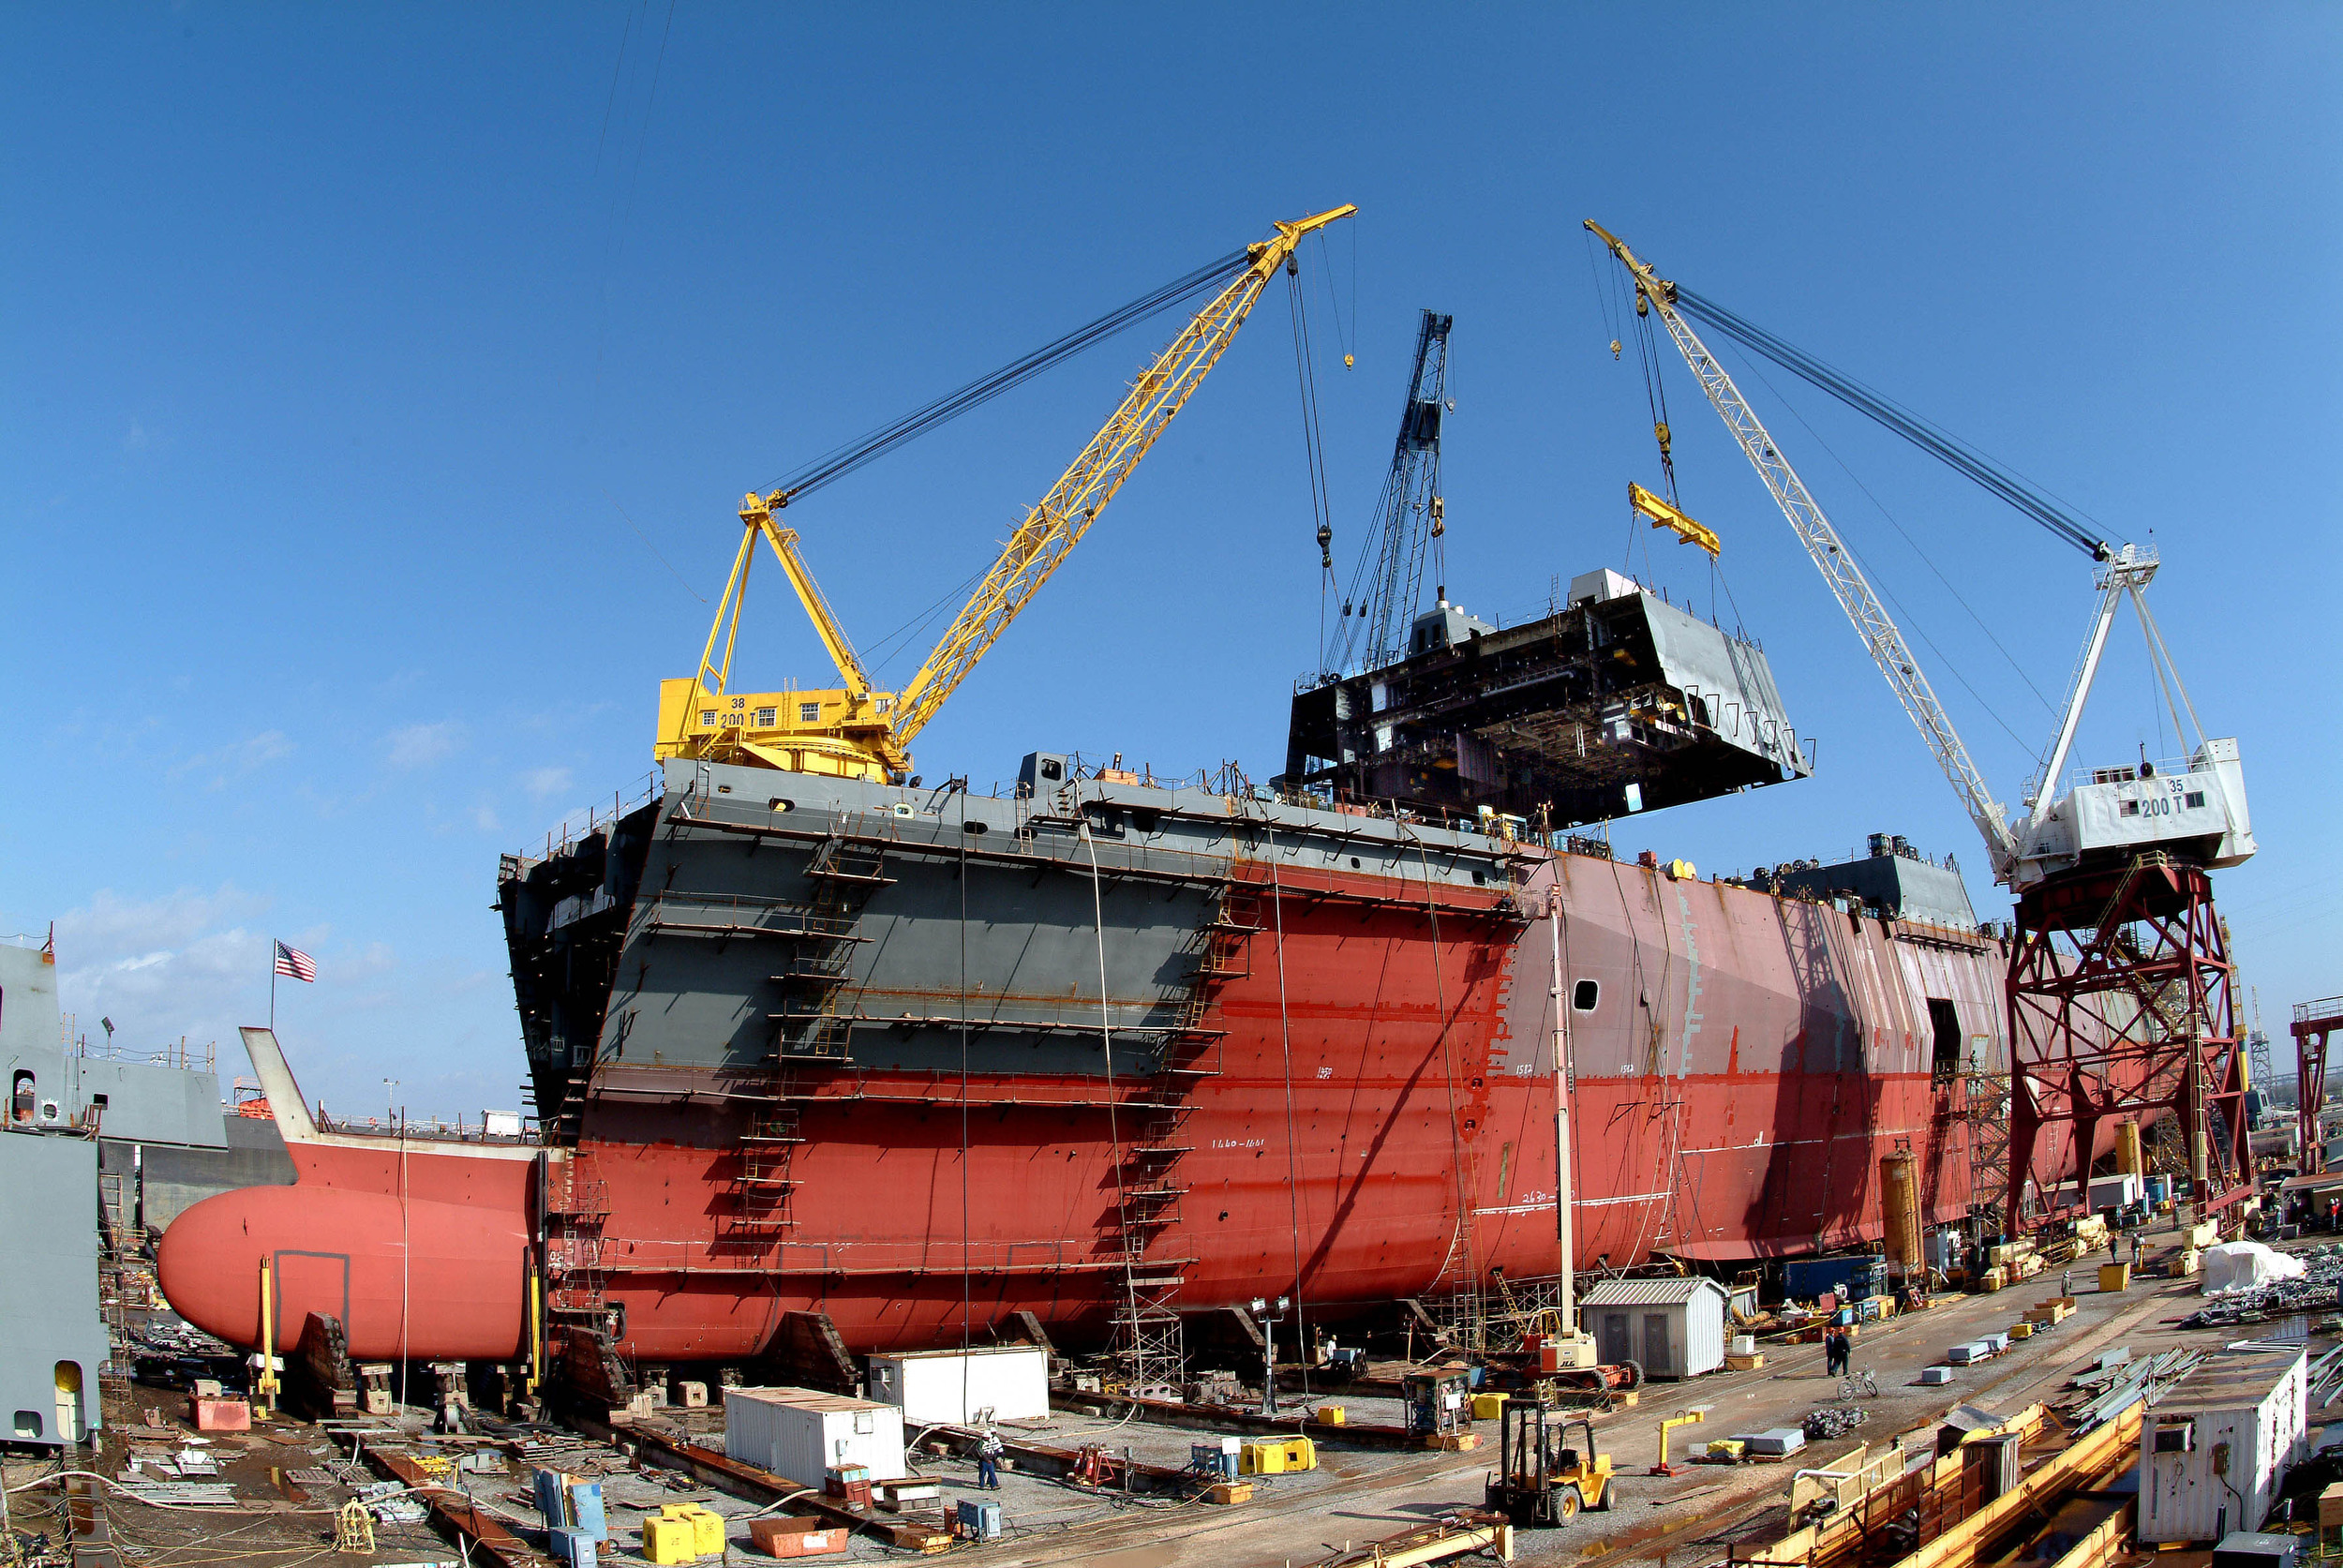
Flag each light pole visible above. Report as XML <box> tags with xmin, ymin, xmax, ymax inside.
<box><xmin>383</xmin><ymin>1079</ymin><xmax>399</xmax><ymax>1129</ymax></box>
<box><xmin>1250</xmin><ymin>1295</ymin><xmax>1290</xmax><ymax>1415</ymax></box>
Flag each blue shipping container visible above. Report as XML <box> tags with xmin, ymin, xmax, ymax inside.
<box><xmin>1782</xmin><ymin>1256</ymin><xmax>1885</xmax><ymax>1303</ymax></box>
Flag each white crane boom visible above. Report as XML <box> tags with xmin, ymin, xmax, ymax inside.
<box><xmin>1585</xmin><ymin>221</ymin><xmax>2019</xmax><ymax>880</ymax></box>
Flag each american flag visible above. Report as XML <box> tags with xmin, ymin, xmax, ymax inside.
<box><xmin>274</xmin><ymin>941</ymin><xmax>317</xmax><ymax>983</ymax></box>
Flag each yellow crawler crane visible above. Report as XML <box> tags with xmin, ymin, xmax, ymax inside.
<box><xmin>658</xmin><ymin>204</ymin><xmax>1357</xmax><ymax>783</ymax></box>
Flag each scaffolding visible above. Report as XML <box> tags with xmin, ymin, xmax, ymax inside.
<box><xmin>2005</xmin><ymin>854</ymin><xmax>2248</xmax><ymax>1231</ymax></box>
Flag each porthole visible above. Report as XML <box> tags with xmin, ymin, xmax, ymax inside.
<box><xmin>1572</xmin><ymin>979</ymin><xmax>1600</xmax><ymax>1012</ymax></box>
<box><xmin>962</xmin><ymin>820</ymin><xmax>989</xmax><ymax>836</ymax></box>
<box><xmin>768</xmin><ymin>799</ymin><xmax>795</xmax><ymax>813</ymax></box>
<box><xmin>890</xmin><ymin>802</ymin><xmax>915</xmax><ymax>818</ymax></box>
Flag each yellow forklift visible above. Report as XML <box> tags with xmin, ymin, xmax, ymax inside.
<box><xmin>1485</xmin><ymin>1396</ymin><xmax>1615</xmax><ymax>1525</ymax></box>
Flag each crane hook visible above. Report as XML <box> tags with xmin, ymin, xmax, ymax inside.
<box><xmin>1610</xmin><ymin>339</ymin><xmax>1622</xmax><ymax>361</ymax></box>
<box><xmin>1316</xmin><ymin>520</ymin><xmax>1333</xmax><ymax>569</ymax></box>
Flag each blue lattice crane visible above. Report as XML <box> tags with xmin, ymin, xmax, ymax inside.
<box><xmin>1335</xmin><ymin>309</ymin><xmax>1453</xmax><ymax>673</ymax></box>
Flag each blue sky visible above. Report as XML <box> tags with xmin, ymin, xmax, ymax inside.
<box><xmin>4</xmin><ymin>5</ymin><xmax>2336</xmax><ymax>1116</ymax></box>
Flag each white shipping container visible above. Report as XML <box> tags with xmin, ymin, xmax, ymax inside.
<box><xmin>866</xmin><ymin>1346</ymin><xmax>1049</xmax><ymax>1426</ymax></box>
<box><xmin>2137</xmin><ymin>1346</ymin><xmax>2307</xmax><ymax>1544</ymax></box>
<box><xmin>2088</xmin><ymin>1172</ymin><xmax>2143</xmax><ymax>1210</ymax></box>
<box><xmin>725</xmin><ymin>1387</ymin><xmax>906</xmax><ymax>1485</ymax></box>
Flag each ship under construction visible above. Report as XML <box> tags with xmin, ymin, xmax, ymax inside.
<box><xmin>157</xmin><ymin>206</ymin><xmax>2253</xmax><ymax>1397</ymax></box>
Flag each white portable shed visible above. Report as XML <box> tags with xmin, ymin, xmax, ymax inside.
<box><xmin>725</xmin><ymin>1386</ymin><xmax>906</xmax><ymax>1484</ymax></box>
<box><xmin>1578</xmin><ymin>1277</ymin><xmax>1730</xmax><ymax>1380</ymax></box>
<box><xmin>867</xmin><ymin>1346</ymin><xmax>1050</xmax><ymax>1426</ymax></box>
<box><xmin>2137</xmin><ymin>1345</ymin><xmax>2307</xmax><ymax>1544</ymax></box>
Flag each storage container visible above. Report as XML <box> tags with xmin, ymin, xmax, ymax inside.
<box><xmin>2099</xmin><ymin>1262</ymin><xmax>2131</xmax><ymax>1292</ymax></box>
<box><xmin>748</xmin><ymin>1517</ymin><xmax>846</xmax><ymax>1559</ymax></box>
<box><xmin>1469</xmin><ymin>1392</ymin><xmax>1509</xmax><ymax>1422</ymax></box>
<box><xmin>1782</xmin><ymin>1256</ymin><xmax>1886</xmax><ymax>1303</ymax></box>
<box><xmin>1918</xmin><ymin>1366</ymin><xmax>1955</xmax><ymax>1385</ymax></box>
<box><xmin>726</xmin><ymin>1388</ymin><xmax>905</xmax><ymax>1487</ymax></box>
<box><xmin>1729</xmin><ymin>1335</ymin><xmax>1757</xmax><ymax>1357</ymax></box>
<box><xmin>1316</xmin><ymin>1404</ymin><xmax>1347</xmax><ymax>1425</ymax></box>
<box><xmin>866</xmin><ymin>1346</ymin><xmax>1050</xmax><ymax>1426</ymax></box>
<box><xmin>2139</xmin><ymin>1346</ymin><xmax>2308</xmax><ymax>1544</ymax></box>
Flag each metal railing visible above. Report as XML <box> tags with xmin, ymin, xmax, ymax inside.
<box><xmin>518</xmin><ymin>770</ymin><xmax>663</xmax><ymax>866</ymax></box>
<box><xmin>2297</xmin><ymin>997</ymin><xmax>2343</xmax><ymax>1026</ymax></box>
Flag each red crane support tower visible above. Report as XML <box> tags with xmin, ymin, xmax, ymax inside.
<box><xmin>2294</xmin><ymin>995</ymin><xmax>2343</xmax><ymax>1174</ymax></box>
<box><xmin>2005</xmin><ymin>856</ymin><xmax>2249</xmax><ymax>1230</ymax></box>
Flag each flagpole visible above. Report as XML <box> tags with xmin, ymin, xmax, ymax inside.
<box><xmin>270</xmin><ymin>946</ymin><xmax>277</xmax><ymax>1031</ymax></box>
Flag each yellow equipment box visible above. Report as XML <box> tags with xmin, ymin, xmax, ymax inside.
<box><xmin>643</xmin><ymin>1514</ymin><xmax>699</xmax><ymax>1565</ymax></box>
<box><xmin>661</xmin><ymin>1504</ymin><xmax>725</xmax><ymax>1555</ymax></box>
<box><xmin>1241</xmin><ymin>1437</ymin><xmax>1318</xmax><ymax>1475</ymax></box>
<box><xmin>2099</xmin><ymin>1262</ymin><xmax>2131</xmax><ymax>1292</ymax></box>
<box><xmin>2008</xmin><ymin>1322</ymin><xmax>2036</xmax><ymax>1340</ymax></box>
<box><xmin>1706</xmin><ymin>1440</ymin><xmax>1747</xmax><ymax>1460</ymax></box>
<box><xmin>1316</xmin><ymin>1404</ymin><xmax>1348</xmax><ymax>1426</ymax></box>
<box><xmin>1470</xmin><ymin>1392</ymin><xmax>1510</xmax><ymax>1422</ymax></box>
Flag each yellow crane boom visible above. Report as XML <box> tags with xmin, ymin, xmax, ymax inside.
<box><xmin>658</xmin><ymin>203</ymin><xmax>1355</xmax><ymax>782</ymax></box>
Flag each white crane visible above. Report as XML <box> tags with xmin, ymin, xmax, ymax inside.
<box><xmin>1583</xmin><ymin>222</ymin><xmax>2252</xmax><ymax>889</ymax></box>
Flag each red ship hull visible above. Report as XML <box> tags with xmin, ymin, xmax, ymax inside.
<box><xmin>160</xmin><ymin>847</ymin><xmax>2095</xmax><ymax>1366</ymax></box>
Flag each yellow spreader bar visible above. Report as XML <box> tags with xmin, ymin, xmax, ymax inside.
<box><xmin>1629</xmin><ymin>481</ymin><xmax>1721</xmax><ymax>557</ymax></box>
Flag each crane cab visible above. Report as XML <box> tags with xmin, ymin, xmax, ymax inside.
<box><xmin>2014</xmin><ymin>736</ymin><xmax>2254</xmax><ymax>885</ymax></box>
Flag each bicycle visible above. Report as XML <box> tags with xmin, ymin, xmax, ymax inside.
<box><xmin>1838</xmin><ymin>1367</ymin><xmax>1880</xmax><ymax>1400</ymax></box>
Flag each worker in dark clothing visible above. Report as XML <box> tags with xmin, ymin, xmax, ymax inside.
<box><xmin>1824</xmin><ymin>1329</ymin><xmax>1849</xmax><ymax>1379</ymax></box>
<box><xmin>977</xmin><ymin>1429</ymin><xmax>1003</xmax><ymax>1490</ymax></box>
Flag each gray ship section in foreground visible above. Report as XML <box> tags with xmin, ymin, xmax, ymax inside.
<box><xmin>500</xmin><ymin>755</ymin><xmax>1516</xmax><ymax>1125</ymax></box>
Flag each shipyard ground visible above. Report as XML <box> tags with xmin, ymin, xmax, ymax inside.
<box><xmin>9</xmin><ymin>1224</ymin><xmax>2329</xmax><ymax>1568</ymax></box>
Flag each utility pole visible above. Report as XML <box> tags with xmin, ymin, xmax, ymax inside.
<box><xmin>1547</xmin><ymin>888</ymin><xmax>1598</xmax><ymax>1368</ymax></box>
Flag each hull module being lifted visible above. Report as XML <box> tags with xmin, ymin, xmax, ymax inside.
<box><xmin>160</xmin><ymin>754</ymin><xmax>2066</xmax><ymax>1369</ymax></box>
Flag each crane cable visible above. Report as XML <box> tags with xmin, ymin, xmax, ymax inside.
<box><xmin>1724</xmin><ymin>347</ymin><xmax>2053</xmax><ymax>765</ymax></box>
<box><xmin>1286</xmin><ymin>265</ymin><xmax>1340</xmax><ymax>670</ymax></box>
<box><xmin>1669</xmin><ymin>285</ymin><xmax>2112</xmax><ymax>559</ymax></box>
<box><xmin>763</xmin><ymin>246</ymin><xmax>1253</xmax><ymax>506</ymax></box>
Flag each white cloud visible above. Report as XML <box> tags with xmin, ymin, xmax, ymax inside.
<box><xmin>124</xmin><ymin>420</ymin><xmax>149</xmax><ymax>451</ymax></box>
<box><xmin>470</xmin><ymin>802</ymin><xmax>502</xmax><ymax>832</ymax></box>
<box><xmin>58</xmin><ymin>885</ymin><xmax>270</xmax><ymax>954</ymax></box>
<box><xmin>48</xmin><ymin>889</ymin><xmax>400</xmax><ymax>1077</ymax></box>
<box><xmin>387</xmin><ymin>721</ymin><xmax>462</xmax><ymax>770</ymax></box>
<box><xmin>521</xmin><ymin>766</ymin><xmax>573</xmax><ymax>800</ymax></box>
<box><xmin>172</xmin><ymin>730</ymin><xmax>295</xmax><ymax>790</ymax></box>
<box><xmin>52</xmin><ymin>886</ymin><xmax>276</xmax><ymax>1060</ymax></box>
